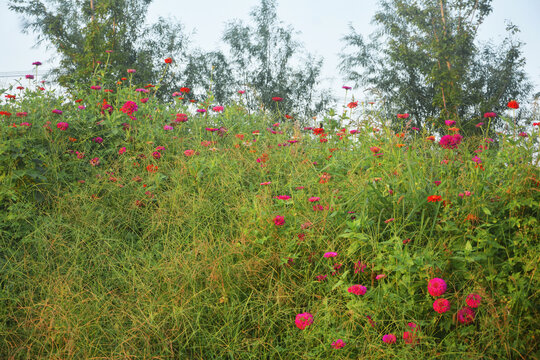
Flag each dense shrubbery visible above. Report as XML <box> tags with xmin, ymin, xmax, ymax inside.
<box><xmin>0</xmin><ymin>62</ymin><xmax>538</xmax><ymax>359</ymax></box>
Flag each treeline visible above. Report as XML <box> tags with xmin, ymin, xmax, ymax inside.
<box><xmin>8</xmin><ymin>0</ymin><xmax>534</xmax><ymax>130</ymax></box>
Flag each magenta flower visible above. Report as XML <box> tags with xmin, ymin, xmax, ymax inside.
<box><xmin>56</xmin><ymin>122</ymin><xmax>69</xmax><ymax>131</ymax></box>
<box><xmin>119</xmin><ymin>101</ymin><xmax>138</xmax><ymax>116</ymax></box>
<box><xmin>315</xmin><ymin>274</ymin><xmax>327</xmax><ymax>282</ymax></box>
<box><xmin>52</xmin><ymin>109</ymin><xmax>63</xmax><ymax>115</ymax></box>
<box><xmin>92</xmin><ymin>137</ymin><xmax>103</xmax><ymax>144</ymax></box>
<box><xmin>331</xmin><ymin>339</ymin><xmax>346</xmax><ymax>349</ymax></box>
<box><xmin>127</xmin><ymin>68</ymin><xmax>136</xmax><ymax>73</ymax></box>
<box><xmin>260</xmin><ymin>181</ymin><xmax>271</xmax><ymax>186</ymax></box>
<box><xmin>483</xmin><ymin>112</ymin><xmax>496</xmax><ymax>118</ymax></box>
<box><xmin>433</xmin><ymin>298</ymin><xmax>450</xmax><ymax>313</ymax></box>
<box><xmin>323</xmin><ymin>252</ymin><xmax>337</xmax><ymax>258</ymax></box>
<box><xmin>347</xmin><ymin>284</ymin><xmax>367</xmax><ymax>296</ymax></box>
<box><xmin>375</xmin><ymin>274</ymin><xmax>386</xmax><ymax>280</ymax></box>
<box><xmin>164</xmin><ymin>125</ymin><xmax>173</xmax><ymax>130</ymax></box>
<box><xmin>439</xmin><ymin>134</ymin><xmax>463</xmax><ymax>149</ymax></box>
<box><xmin>342</xmin><ymin>85</ymin><xmax>352</xmax><ymax>90</ymax></box>
<box><xmin>308</xmin><ymin>197</ymin><xmax>320</xmax><ymax>202</ymax></box>
<box><xmin>212</xmin><ymin>106</ymin><xmax>224</xmax><ymax>112</ymax></box>
<box><xmin>476</xmin><ymin>122</ymin><xmax>484</xmax><ymax>127</ymax></box>
<box><xmin>140</xmin><ymin>98</ymin><xmax>149</xmax><ymax>103</ymax></box>
<box><xmin>25</xmin><ymin>75</ymin><xmax>34</xmax><ymax>79</ymax></box>
<box><xmin>445</xmin><ymin>120</ymin><xmax>456</xmax><ymax>126</ymax></box>
<box><xmin>197</xmin><ymin>108</ymin><xmax>207</xmax><ymax>113</ymax></box>
<box><xmin>465</xmin><ymin>293</ymin><xmax>482</xmax><ymax>308</ymax></box>
<box><xmin>457</xmin><ymin>307</ymin><xmax>475</xmax><ymax>324</ymax></box>
<box><xmin>428</xmin><ymin>278</ymin><xmax>447</xmax><ymax>297</ymax></box>
<box><xmin>272</xmin><ymin>97</ymin><xmax>283</xmax><ymax>102</ymax></box>
<box><xmin>238</xmin><ymin>90</ymin><xmax>245</xmax><ymax>94</ymax></box>
<box><xmin>118</xmin><ymin>147</ymin><xmax>126</xmax><ymax>155</ymax></box>
<box><xmin>295</xmin><ymin>313</ymin><xmax>313</xmax><ymax>330</ymax></box>
<box><xmin>274</xmin><ymin>215</ymin><xmax>285</xmax><ymax>226</ymax></box>
<box><xmin>32</xmin><ymin>61</ymin><xmax>42</xmax><ymax>66</ymax></box>
<box><xmin>184</xmin><ymin>149</ymin><xmax>195</xmax><ymax>157</ymax></box>
<box><xmin>152</xmin><ymin>151</ymin><xmax>161</xmax><ymax>160</ymax></box>
<box><xmin>275</xmin><ymin>195</ymin><xmax>291</xmax><ymax>200</ymax></box>
<box><xmin>382</xmin><ymin>334</ymin><xmax>396</xmax><ymax>344</ymax></box>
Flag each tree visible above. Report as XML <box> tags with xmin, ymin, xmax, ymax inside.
<box><xmin>340</xmin><ymin>0</ymin><xmax>532</xmax><ymax>132</ymax></box>
<box><xmin>223</xmin><ymin>0</ymin><xmax>330</xmax><ymax>119</ymax></box>
<box><xmin>8</xmin><ymin>0</ymin><xmax>188</xmax><ymax>97</ymax></box>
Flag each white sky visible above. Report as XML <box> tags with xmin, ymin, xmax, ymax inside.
<box><xmin>1</xmin><ymin>0</ymin><xmax>539</xmax><ymax>99</ymax></box>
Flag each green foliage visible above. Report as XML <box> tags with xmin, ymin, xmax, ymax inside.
<box><xmin>340</xmin><ymin>0</ymin><xmax>532</xmax><ymax>132</ymax></box>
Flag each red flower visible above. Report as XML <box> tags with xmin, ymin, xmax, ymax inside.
<box><xmin>313</xmin><ymin>127</ymin><xmax>325</xmax><ymax>135</ymax></box>
<box><xmin>427</xmin><ymin>195</ymin><xmax>442</xmax><ymax>202</ymax></box>
<box><xmin>347</xmin><ymin>101</ymin><xmax>358</xmax><ymax>109</ymax></box>
<box><xmin>180</xmin><ymin>87</ymin><xmax>191</xmax><ymax>93</ymax></box>
<box><xmin>164</xmin><ymin>57</ymin><xmax>172</xmax><ymax>64</ymax></box>
<box><xmin>507</xmin><ymin>100</ymin><xmax>519</xmax><ymax>109</ymax></box>
<box><xmin>272</xmin><ymin>97</ymin><xmax>283</xmax><ymax>102</ymax></box>
<box><xmin>397</xmin><ymin>113</ymin><xmax>410</xmax><ymax>119</ymax></box>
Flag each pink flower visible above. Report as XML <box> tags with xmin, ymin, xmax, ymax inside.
<box><xmin>433</xmin><ymin>298</ymin><xmax>450</xmax><ymax>313</ymax></box>
<box><xmin>56</xmin><ymin>122</ymin><xmax>69</xmax><ymax>131</ymax></box>
<box><xmin>384</xmin><ymin>218</ymin><xmax>394</xmax><ymax>223</ymax></box>
<box><xmin>140</xmin><ymin>98</ymin><xmax>149</xmax><ymax>103</ymax></box>
<box><xmin>331</xmin><ymin>339</ymin><xmax>346</xmax><ymax>349</ymax></box>
<box><xmin>275</xmin><ymin>195</ymin><xmax>291</xmax><ymax>200</ymax></box>
<box><xmin>127</xmin><ymin>68</ymin><xmax>136</xmax><ymax>73</ymax></box>
<box><xmin>375</xmin><ymin>274</ymin><xmax>386</xmax><ymax>280</ymax></box>
<box><xmin>52</xmin><ymin>109</ymin><xmax>63</xmax><ymax>115</ymax></box>
<box><xmin>483</xmin><ymin>112</ymin><xmax>496</xmax><ymax>118</ymax></box>
<box><xmin>295</xmin><ymin>313</ymin><xmax>313</xmax><ymax>330</ymax></box>
<box><xmin>382</xmin><ymin>334</ymin><xmax>396</xmax><ymax>344</ymax></box>
<box><xmin>164</xmin><ymin>125</ymin><xmax>173</xmax><ymax>130</ymax></box>
<box><xmin>434</xmin><ymin>181</ymin><xmax>441</xmax><ymax>186</ymax></box>
<box><xmin>439</xmin><ymin>134</ymin><xmax>463</xmax><ymax>149</ymax></box>
<box><xmin>212</xmin><ymin>106</ymin><xmax>224</xmax><ymax>112</ymax></box>
<box><xmin>184</xmin><ymin>149</ymin><xmax>195</xmax><ymax>157</ymax></box>
<box><xmin>457</xmin><ymin>307</ymin><xmax>475</xmax><ymax>324</ymax></box>
<box><xmin>315</xmin><ymin>274</ymin><xmax>327</xmax><ymax>282</ymax></box>
<box><xmin>260</xmin><ymin>181</ymin><xmax>271</xmax><ymax>186</ymax></box>
<box><xmin>89</xmin><ymin>157</ymin><xmax>100</xmax><ymax>166</ymax></box>
<box><xmin>272</xmin><ymin>97</ymin><xmax>283</xmax><ymax>102</ymax></box>
<box><xmin>347</xmin><ymin>284</ymin><xmax>367</xmax><ymax>295</ymax></box>
<box><xmin>152</xmin><ymin>151</ymin><xmax>161</xmax><ymax>160</ymax></box>
<box><xmin>445</xmin><ymin>120</ymin><xmax>456</xmax><ymax>126</ymax></box>
<box><xmin>323</xmin><ymin>252</ymin><xmax>337</xmax><ymax>258</ymax></box>
<box><xmin>428</xmin><ymin>278</ymin><xmax>447</xmax><ymax>297</ymax></box>
<box><xmin>274</xmin><ymin>215</ymin><xmax>285</xmax><ymax>226</ymax></box>
<box><xmin>238</xmin><ymin>90</ymin><xmax>245</xmax><ymax>94</ymax></box>
<box><xmin>465</xmin><ymin>293</ymin><xmax>482</xmax><ymax>308</ymax></box>
<box><xmin>119</xmin><ymin>101</ymin><xmax>138</xmax><ymax>116</ymax></box>
<box><xmin>118</xmin><ymin>147</ymin><xmax>126</xmax><ymax>155</ymax></box>
<box><xmin>308</xmin><ymin>197</ymin><xmax>320</xmax><ymax>202</ymax></box>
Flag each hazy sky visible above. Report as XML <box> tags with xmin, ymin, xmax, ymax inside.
<box><xmin>1</xmin><ymin>0</ymin><xmax>539</xmax><ymax>98</ymax></box>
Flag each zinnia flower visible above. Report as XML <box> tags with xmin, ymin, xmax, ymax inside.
<box><xmin>483</xmin><ymin>112</ymin><xmax>496</xmax><ymax>118</ymax></box>
<box><xmin>164</xmin><ymin>125</ymin><xmax>173</xmax><ymax>130</ymax></box>
<box><xmin>212</xmin><ymin>106</ymin><xmax>224</xmax><ymax>112</ymax></box>
<box><xmin>119</xmin><ymin>101</ymin><xmax>138</xmax><ymax>116</ymax></box>
<box><xmin>439</xmin><ymin>134</ymin><xmax>463</xmax><ymax>149</ymax></box>
<box><xmin>427</xmin><ymin>195</ymin><xmax>442</xmax><ymax>202</ymax></box>
<box><xmin>347</xmin><ymin>101</ymin><xmax>358</xmax><ymax>109</ymax></box>
<box><xmin>32</xmin><ymin>61</ymin><xmax>42</xmax><ymax>66</ymax></box>
<box><xmin>428</xmin><ymin>278</ymin><xmax>447</xmax><ymax>297</ymax></box>
<box><xmin>56</xmin><ymin>122</ymin><xmax>69</xmax><ymax>131</ymax></box>
<box><xmin>184</xmin><ymin>149</ymin><xmax>195</xmax><ymax>156</ymax></box>
<box><xmin>274</xmin><ymin>215</ymin><xmax>285</xmax><ymax>226</ymax></box>
<box><xmin>397</xmin><ymin>113</ymin><xmax>410</xmax><ymax>119</ymax></box>
<box><xmin>465</xmin><ymin>293</ymin><xmax>482</xmax><ymax>308</ymax></box>
<box><xmin>445</xmin><ymin>120</ymin><xmax>456</xmax><ymax>126</ymax></box>
<box><xmin>347</xmin><ymin>284</ymin><xmax>367</xmax><ymax>296</ymax></box>
<box><xmin>323</xmin><ymin>252</ymin><xmax>337</xmax><ymax>258</ymax></box>
<box><xmin>331</xmin><ymin>339</ymin><xmax>346</xmax><ymax>349</ymax></box>
<box><xmin>118</xmin><ymin>147</ymin><xmax>126</xmax><ymax>155</ymax></box>
<box><xmin>52</xmin><ymin>109</ymin><xmax>63</xmax><ymax>115</ymax></box>
<box><xmin>308</xmin><ymin>197</ymin><xmax>320</xmax><ymax>202</ymax></box>
<box><xmin>272</xmin><ymin>97</ymin><xmax>283</xmax><ymax>102</ymax></box>
<box><xmin>382</xmin><ymin>334</ymin><xmax>396</xmax><ymax>344</ymax></box>
<box><xmin>164</xmin><ymin>57</ymin><xmax>172</xmax><ymax>63</ymax></box>
<box><xmin>507</xmin><ymin>100</ymin><xmax>519</xmax><ymax>109</ymax></box>
<box><xmin>433</xmin><ymin>298</ymin><xmax>450</xmax><ymax>313</ymax></box>
<box><xmin>295</xmin><ymin>313</ymin><xmax>313</xmax><ymax>330</ymax></box>
<box><xmin>457</xmin><ymin>307</ymin><xmax>475</xmax><ymax>324</ymax></box>
<box><xmin>342</xmin><ymin>86</ymin><xmax>351</xmax><ymax>90</ymax></box>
